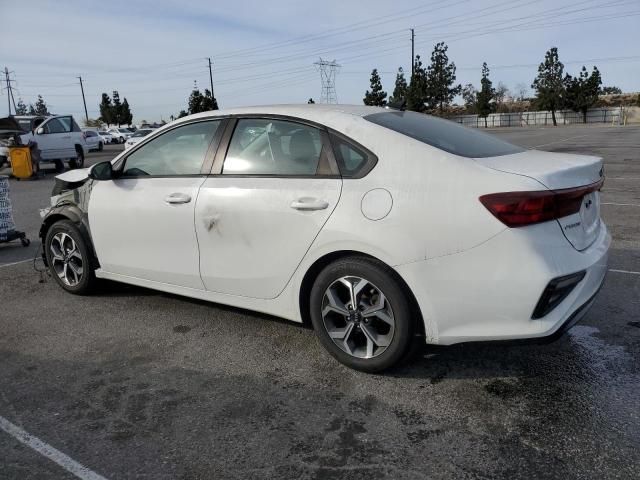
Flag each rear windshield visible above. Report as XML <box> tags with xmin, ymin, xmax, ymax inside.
<box><xmin>364</xmin><ymin>111</ymin><xmax>524</xmax><ymax>158</ymax></box>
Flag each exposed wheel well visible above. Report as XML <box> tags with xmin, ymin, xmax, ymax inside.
<box><xmin>298</xmin><ymin>250</ymin><xmax>425</xmax><ymax>338</ymax></box>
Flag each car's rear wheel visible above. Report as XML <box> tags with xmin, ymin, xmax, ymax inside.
<box><xmin>45</xmin><ymin>220</ymin><xmax>96</xmax><ymax>295</ymax></box>
<box><xmin>310</xmin><ymin>256</ymin><xmax>415</xmax><ymax>372</ymax></box>
<box><xmin>69</xmin><ymin>147</ymin><xmax>84</xmax><ymax>169</ymax></box>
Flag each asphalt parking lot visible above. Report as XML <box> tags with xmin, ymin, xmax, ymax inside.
<box><xmin>1</xmin><ymin>126</ymin><xmax>639</xmax><ymax>479</ymax></box>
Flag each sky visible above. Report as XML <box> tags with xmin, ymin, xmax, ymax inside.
<box><xmin>1</xmin><ymin>0</ymin><xmax>639</xmax><ymax>123</ymax></box>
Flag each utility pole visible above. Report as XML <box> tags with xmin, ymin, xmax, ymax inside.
<box><xmin>3</xmin><ymin>67</ymin><xmax>12</xmax><ymax>116</ymax></box>
<box><xmin>9</xmin><ymin>85</ymin><xmax>17</xmax><ymax>113</ymax></box>
<box><xmin>78</xmin><ymin>76</ymin><xmax>88</xmax><ymax>122</ymax></box>
<box><xmin>410</xmin><ymin>28</ymin><xmax>415</xmax><ymax>78</ymax></box>
<box><xmin>207</xmin><ymin>57</ymin><xmax>215</xmax><ymax>99</ymax></box>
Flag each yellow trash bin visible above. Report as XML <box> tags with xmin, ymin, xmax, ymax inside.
<box><xmin>9</xmin><ymin>146</ymin><xmax>33</xmax><ymax>179</ymax></box>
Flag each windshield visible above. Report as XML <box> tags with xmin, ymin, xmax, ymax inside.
<box><xmin>131</xmin><ymin>129</ymin><xmax>152</xmax><ymax>138</ymax></box>
<box><xmin>364</xmin><ymin>111</ymin><xmax>525</xmax><ymax>158</ymax></box>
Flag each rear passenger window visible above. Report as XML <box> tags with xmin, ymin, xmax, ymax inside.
<box><xmin>329</xmin><ymin>134</ymin><xmax>371</xmax><ymax>177</ymax></box>
<box><xmin>223</xmin><ymin>119</ymin><xmax>324</xmax><ymax>176</ymax></box>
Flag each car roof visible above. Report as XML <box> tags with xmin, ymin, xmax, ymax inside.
<box><xmin>180</xmin><ymin>104</ymin><xmax>389</xmax><ymax>128</ymax></box>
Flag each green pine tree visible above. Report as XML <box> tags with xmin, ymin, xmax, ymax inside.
<box><xmin>201</xmin><ymin>89</ymin><xmax>219</xmax><ymax>111</ymax></box>
<box><xmin>532</xmin><ymin>47</ymin><xmax>565</xmax><ymax>126</ymax></box>
<box><xmin>99</xmin><ymin>93</ymin><xmax>113</xmax><ymax>125</ymax></box>
<box><xmin>564</xmin><ymin>66</ymin><xmax>602</xmax><ymax>123</ymax></box>
<box><xmin>406</xmin><ymin>56</ymin><xmax>428</xmax><ymax>112</ymax></box>
<box><xmin>188</xmin><ymin>84</ymin><xmax>205</xmax><ymax>114</ymax></box>
<box><xmin>425</xmin><ymin>42</ymin><xmax>461</xmax><ymax>113</ymax></box>
<box><xmin>363</xmin><ymin>68</ymin><xmax>387</xmax><ymax>106</ymax></box>
<box><xmin>112</xmin><ymin>91</ymin><xmax>123</xmax><ymax>126</ymax></box>
<box><xmin>121</xmin><ymin>98</ymin><xmax>133</xmax><ymax>125</ymax></box>
<box><xmin>388</xmin><ymin>67</ymin><xmax>408</xmax><ymax>104</ymax></box>
<box><xmin>15</xmin><ymin>98</ymin><xmax>28</xmax><ymax>115</ymax></box>
<box><xmin>476</xmin><ymin>63</ymin><xmax>495</xmax><ymax>127</ymax></box>
<box><xmin>34</xmin><ymin>95</ymin><xmax>50</xmax><ymax>116</ymax></box>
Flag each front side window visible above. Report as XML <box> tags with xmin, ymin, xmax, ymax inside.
<box><xmin>43</xmin><ymin>118</ymin><xmax>67</xmax><ymax>134</ymax></box>
<box><xmin>364</xmin><ymin>111</ymin><xmax>524</xmax><ymax>158</ymax></box>
<box><xmin>122</xmin><ymin>120</ymin><xmax>220</xmax><ymax>176</ymax></box>
<box><xmin>223</xmin><ymin>119</ymin><xmax>323</xmax><ymax>175</ymax></box>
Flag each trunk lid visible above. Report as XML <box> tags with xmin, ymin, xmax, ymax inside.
<box><xmin>477</xmin><ymin>150</ymin><xmax>604</xmax><ymax>251</ymax></box>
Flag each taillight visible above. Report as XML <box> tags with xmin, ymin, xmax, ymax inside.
<box><xmin>479</xmin><ymin>179</ymin><xmax>604</xmax><ymax>227</ymax></box>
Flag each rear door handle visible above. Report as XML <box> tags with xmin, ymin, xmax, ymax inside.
<box><xmin>290</xmin><ymin>198</ymin><xmax>329</xmax><ymax>211</ymax></box>
<box><xmin>164</xmin><ymin>193</ymin><xmax>192</xmax><ymax>204</ymax></box>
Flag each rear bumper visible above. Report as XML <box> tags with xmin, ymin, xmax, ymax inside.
<box><xmin>395</xmin><ymin>221</ymin><xmax>610</xmax><ymax>345</ymax></box>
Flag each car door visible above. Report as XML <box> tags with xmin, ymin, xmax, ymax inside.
<box><xmin>195</xmin><ymin>117</ymin><xmax>342</xmax><ymax>299</ymax></box>
<box><xmin>88</xmin><ymin>119</ymin><xmax>225</xmax><ymax>289</ymax></box>
<box><xmin>35</xmin><ymin>118</ymin><xmax>71</xmax><ymax>160</ymax></box>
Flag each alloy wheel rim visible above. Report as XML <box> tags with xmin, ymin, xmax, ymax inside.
<box><xmin>50</xmin><ymin>232</ymin><xmax>83</xmax><ymax>286</ymax></box>
<box><xmin>321</xmin><ymin>276</ymin><xmax>395</xmax><ymax>359</ymax></box>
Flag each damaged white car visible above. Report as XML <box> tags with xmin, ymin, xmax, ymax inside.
<box><xmin>39</xmin><ymin>105</ymin><xmax>610</xmax><ymax>372</ymax></box>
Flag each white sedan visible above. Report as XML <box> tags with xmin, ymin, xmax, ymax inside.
<box><xmin>39</xmin><ymin>105</ymin><xmax>609</xmax><ymax>372</ymax></box>
<box><xmin>108</xmin><ymin>128</ymin><xmax>133</xmax><ymax>144</ymax></box>
<box><xmin>97</xmin><ymin>131</ymin><xmax>114</xmax><ymax>144</ymax></box>
<box><xmin>124</xmin><ymin>128</ymin><xmax>155</xmax><ymax>150</ymax></box>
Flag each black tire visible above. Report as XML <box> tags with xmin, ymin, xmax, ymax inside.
<box><xmin>54</xmin><ymin>159</ymin><xmax>65</xmax><ymax>172</ymax></box>
<box><xmin>309</xmin><ymin>256</ymin><xmax>416</xmax><ymax>373</ymax></box>
<box><xmin>98</xmin><ymin>142</ymin><xmax>103</xmax><ymax>151</ymax></box>
<box><xmin>69</xmin><ymin>147</ymin><xmax>85</xmax><ymax>169</ymax></box>
<box><xmin>44</xmin><ymin>220</ymin><xmax>96</xmax><ymax>295</ymax></box>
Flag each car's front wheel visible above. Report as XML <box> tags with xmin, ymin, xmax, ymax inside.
<box><xmin>310</xmin><ymin>256</ymin><xmax>416</xmax><ymax>372</ymax></box>
<box><xmin>45</xmin><ymin>220</ymin><xmax>96</xmax><ymax>295</ymax></box>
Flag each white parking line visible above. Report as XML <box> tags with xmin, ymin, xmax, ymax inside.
<box><xmin>0</xmin><ymin>416</ymin><xmax>108</xmax><ymax>480</ymax></box>
<box><xmin>532</xmin><ymin>134</ymin><xmax>590</xmax><ymax>148</ymax></box>
<box><xmin>609</xmin><ymin>269</ymin><xmax>640</xmax><ymax>276</ymax></box>
<box><xmin>601</xmin><ymin>202</ymin><xmax>640</xmax><ymax>207</ymax></box>
<box><xmin>0</xmin><ymin>258</ymin><xmax>32</xmax><ymax>269</ymax></box>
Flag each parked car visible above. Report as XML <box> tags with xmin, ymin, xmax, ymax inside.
<box><xmin>97</xmin><ymin>131</ymin><xmax>114</xmax><ymax>144</ymax></box>
<box><xmin>124</xmin><ymin>128</ymin><xmax>155</xmax><ymax>150</ymax></box>
<box><xmin>108</xmin><ymin>128</ymin><xmax>133</xmax><ymax>144</ymax></box>
<box><xmin>3</xmin><ymin>115</ymin><xmax>88</xmax><ymax>170</ymax></box>
<box><xmin>81</xmin><ymin>130</ymin><xmax>104</xmax><ymax>152</ymax></box>
<box><xmin>39</xmin><ymin>105</ymin><xmax>610</xmax><ymax>372</ymax></box>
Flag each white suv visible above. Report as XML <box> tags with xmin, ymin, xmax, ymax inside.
<box><xmin>19</xmin><ymin>115</ymin><xmax>89</xmax><ymax>170</ymax></box>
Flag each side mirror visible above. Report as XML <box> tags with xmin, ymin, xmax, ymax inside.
<box><xmin>89</xmin><ymin>161</ymin><xmax>113</xmax><ymax>181</ymax></box>
<box><xmin>36</xmin><ymin>127</ymin><xmax>45</xmax><ymax>135</ymax></box>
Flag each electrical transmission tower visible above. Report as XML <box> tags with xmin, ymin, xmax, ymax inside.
<box><xmin>314</xmin><ymin>58</ymin><xmax>340</xmax><ymax>104</ymax></box>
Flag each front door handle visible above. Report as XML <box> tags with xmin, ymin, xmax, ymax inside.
<box><xmin>164</xmin><ymin>193</ymin><xmax>192</xmax><ymax>204</ymax></box>
<box><xmin>290</xmin><ymin>198</ymin><xmax>329</xmax><ymax>211</ymax></box>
